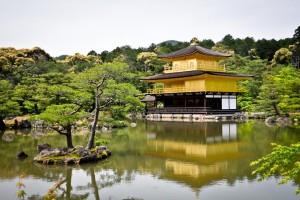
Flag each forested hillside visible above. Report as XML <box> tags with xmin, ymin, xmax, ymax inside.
<box><xmin>1</xmin><ymin>26</ymin><xmax>300</xmax><ymax>129</ymax></box>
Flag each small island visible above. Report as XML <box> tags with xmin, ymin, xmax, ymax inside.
<box><xmin>33</xmin><ymin>142</ymin><xmax>111</xmax><ymax>165</ymax></box>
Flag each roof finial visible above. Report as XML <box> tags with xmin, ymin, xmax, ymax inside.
<box><xmin>190</xmin><ymin>37</ymin><xmax>199</xmax><ymax>46</ymax></box>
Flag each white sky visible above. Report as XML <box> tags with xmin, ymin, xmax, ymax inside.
<box><xmin>0</xmin><ymin>0</ymin><xmax>299</xmax><ymax>57</ymax></box>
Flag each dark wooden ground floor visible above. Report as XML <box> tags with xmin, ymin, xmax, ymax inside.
<box><xmin>144</xmin><ymin>92</ymin><xmax>240</xmax><ymax>115</ymax></box>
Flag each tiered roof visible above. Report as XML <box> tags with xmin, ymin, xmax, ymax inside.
<box><xmin>140</xmin><ymin>41</ymin><xmax>252</xmax><ymax>81</ymax></box>
<box><xmin>158</xmin><ymin>45</ymin><xmax>231</xmax><ymax>60</ymax></box>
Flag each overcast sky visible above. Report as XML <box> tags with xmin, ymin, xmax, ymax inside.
<box><xmin>0</xmin><ymin>0</ymin><xmax>299</xmax><ymax>57</ymax></box>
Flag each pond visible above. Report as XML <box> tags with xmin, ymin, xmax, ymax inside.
<box><xmin>0</xmin><ymin>120</ymin><xmax>299</xmax><ymax>200</ymax></box>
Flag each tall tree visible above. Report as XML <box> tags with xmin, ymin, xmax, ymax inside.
<box><xmin>234</xmin><ymin>37</ymin><xmax>255</xmax><ymax>56</ymax></box>
<box><xmin>293</xmin><ymin>26</ymin><xmax>300</xmax><ymax>41</ymax></box>
<box><xmin>199</xmin><ymin>39</ymin><xmax>215</xmax><ymax>49</ymax></box>
<box><xmin>256</xmin><ymin>71</ymin><xmax>282</xmax><ymax>115</ymax></box>
<box><xmin>38</xmin><ymin>104</ymin><xmax>86</xmax><ymax>148</ymax></box>
<box><xmin>221</xmin><ymin>34</ymin><xmax>235</xmax><ymax>50</ymax></box>
<box><xmin>255</xmin><ymin>39</ymin><xmax>280</xmax><ymax>61</ymax></box>
<box><xmin>62</xmin><ymin>53</ymin><xmax>102</xmax><ymax>73</ymax></box>
<box><xmin>34</xmin><ymin>74</ymin><xmax>92</xmax><ymax>147</ymax></box>
<box><xmin>275</xmin><ymin>66</ymin><xmax>300</xmax><ymax>113</ymax></box>
<box><xmin>87</xmin><ymin>50</ymin><xmax>98</xmax><ymax>56</ymax></box>
<box><xmin>77</xmin><ymin>62</ymin><xmax>142</xmax><ymax>149</ymax></box>
<box><xmin>0</xmin><ymin>80</ymin><xmax>21</xmax><ymax>130</ymax></box>
<box><xmin>291</xmin><ymin>26</ymin><xmax>300</xmax><ymax>69</ymax></box>
<box><xmin>271</xmin><ymin>48</ymin><xmax>292</xmax><ymax>66</ymax></box>
<box><xmin>255</xmin><ymin>65</ymin><xmax>300</xmax><ymax>115</ymax></box>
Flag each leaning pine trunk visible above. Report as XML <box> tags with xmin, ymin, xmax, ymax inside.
<box><xmin>66</xmin><ymin>124</ymin><xmax>74</xmax><ymax>148</ymax></box>
<box><xmin>86</xmin><ymin>109</ymin><xmax>99</xmax><ymax>149</ymax></box>
<box><xmin>272</xmin><ymin>102</ymin><xmax>281</xmax><ymax>116</ymax></box>
<box><xmin>86</xmin><ymin>85</ymin><xmax>100</xmax><ymax>150</ymax></box>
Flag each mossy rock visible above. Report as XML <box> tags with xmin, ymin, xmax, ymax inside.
<box><xmin>34</xmin><ymin>145</ymin><xmax>111</xmax><ymax>165</ymax></box>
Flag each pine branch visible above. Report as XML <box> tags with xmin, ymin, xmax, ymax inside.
<box><xmin>49</xmin><ymin>125</ymin><xmax>67</xmax><ymax>135</ymax></box>
<box><xmin>69</xmin><ymin>100</ymin><xmax>83</xmax><ymax>115</ymax></box>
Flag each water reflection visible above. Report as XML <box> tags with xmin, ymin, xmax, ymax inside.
<box><xmin>143</xmin><ymin>121</ymin><xmax>246</xmax><ymax>193</ymax></box>
<box><xmin>0</xmin><ymin>121</ymin><xmax>299</xmax><ymax>200</ymax></box>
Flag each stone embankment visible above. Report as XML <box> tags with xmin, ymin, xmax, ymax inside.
<box><xmin>145</xmin><ymin>112</ymin><xmax>267</xmax><ymax>122</ymax></box>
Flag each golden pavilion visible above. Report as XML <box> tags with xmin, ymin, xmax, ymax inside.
<box><xmin>140</xmin><ymin>38</ymin><xmax>253</xmax><ymax>116</ymax></box>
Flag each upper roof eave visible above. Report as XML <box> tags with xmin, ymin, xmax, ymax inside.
<box><xmin>157</xmin><ymin>45</ymin><xmax>232</xmax><ymax>60</ymax></box>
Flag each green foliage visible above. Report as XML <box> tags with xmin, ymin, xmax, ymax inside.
<box><xmin>250</xmin><ymin>143</ymin><xmax>300</xmax><ymax>194</ymax></box>
<box><xmin>13</xmin><ymin>72</ymin><xmax>84</xmax><ymax>114</ymax></box>
<box><xmin>221</xmin><ymin>34</ymin><xmax>236</xmax><ymax>49</ymax></box>
<box><xmin>237</xmin><ymin>93</ymin><xmax>254</xmax><ymax>111</ymax></box>
<box><xmin>98</xmin><ymin>117</ymin><xmax>127</xmax><ymax>129</ymax></box>
<box><xmin>38</xmin><ymin>104</ymin><xmax>87</xmax><ymax>126</ymax></box>
<box><xmin>275</xmin><ymin>66</ymin><xmax>300</xmax><ymax>113</ymax></box>
<box><xmin>255</xmin><ymin>39</ymin><xmax>281</xmax><ymax>61</ymax></box>
<box><xmin>0</xmin><ymin>80</ymin><xmax>21</xmax><ymax>119</ymax></box>
<box><xmin>94</xmin><ymin>138</ymin><xmax>110</xmax><ymax>147</ymax></box>
<box><xmin>44</xmin><ymin>192</ymin><xmax>57</xmax><ymax>200</ymax></box>
<box><xmin>271</xmin><ymin>48</ymin><xmax>292</xmax><ymax>66</ymax></box>
<box><xmin>222</xmin><ymin>52</ymin><xmax>299</xmax><ymax>114</ymax></box>
<box><xmin>109</xmin><ymin>105</ymin><xmax>126</xmax><ymax>119</ymax></box>
<box><xmin>136</xmin><ymin>51</ymin><xmax>165</xmax><ymax>73</ymax></box>
<box><xmin>137</xmin><ymin>52</ymin><xmax>157</xmax><ymax>65</ymax></box>
<box><xmin>293</xmin><ymin>26</ymin><xmax>300</xmax><ymax>41</ymax></box>
<box><xmin>291</xmin><ymin>42</ymin><xmax>300</xmax><ymax>69</ymax></box>
<box><xmin>212</xmin><ymin>35</ymin><xmax>256</xmax><ymax>56</ymax></box>
<box><xmin>16</xmin><ymin>174</ymin><xmax>26</xmax><ymax>200</ymax></box>
<box><xmin>62</xmin><ymin>53</ymin><xmax>102</xmax><ymax>73</ymax></box>
<box><xmin>0</xmin><ymin>47</ymin><xmax>55</xmax><ymax>85</ymax></box>
<box><xmin>155</xmin><ymin>41</ymin><xmax>189</xmax><ymax>55</ymax></box>
<box><xmin>199</xmin><ymin>39</ymin><xmax>215</xmax><ymax>49</ymax></box>
<box><xmin>77</xmin><ymin>62</ymin><xmax>143</xmax><ymax>117</ymax></box>
<box><xmin>212</xmin><ymin>43</ymin><xmax>233</xmax><ymax>54</ymax></box>
<box><xmin>16</xmin><ymin>190</ymin><xmax>26</xmax><ymax>199</ymax></box>
<box><xmin>237</xmin><ymin>37</ymin><xmax>256</xmax><ymax>56</ymax></box>
<box><xmin>255</xmin><ymin>72</ymin><xmax>281</xmax><ymax>115</ymax></box>
<box><xmin>255</xmin><ymin>66</ymin><xmax>300</xmax><ymax>114</ymax></box>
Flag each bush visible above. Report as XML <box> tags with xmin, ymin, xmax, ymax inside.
<box><xmin>94</xmin><ymin>138</ymin><xmax>110</xmax><ymax>147</ymax></box>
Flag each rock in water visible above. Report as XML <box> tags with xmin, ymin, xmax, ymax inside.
<box><xmin>16</xmin><ymin>151</ymin><xmax>28</xmax><ymax>159</ymax></box>
<box><xmin>37</xmin><ymin>142</ymin><xmax>52</xmax><ymax>152</ymax></box>
<box><xmin>265</xmin><ymin>116</ymin><xmax>276</xmax><ymax>124</ymax></box>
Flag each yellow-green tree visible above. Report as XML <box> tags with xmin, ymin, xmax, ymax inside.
<box><xmin>271</xmin><ymin>48</ymin><xmax>292</xmax><ymax>67</ymax></box>
<box><xmin>251</xmin><ymin>143</ymin><xmax>300</xmax><ymax>194</ymax></box>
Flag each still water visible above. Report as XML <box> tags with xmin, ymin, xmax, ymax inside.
<box><xmin>0</xmin><ymin>120</ymin><xmax>299</xmax><ymax>200</ymax></box>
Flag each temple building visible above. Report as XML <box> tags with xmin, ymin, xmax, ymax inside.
<box><xmin>140</xmin><ymin>38</ymin><xmax>253</xmax><ymax>118</ymax></box>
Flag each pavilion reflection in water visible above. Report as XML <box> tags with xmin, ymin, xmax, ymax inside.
<box><xmin>145</xmin><ymin>121</ymin><xmax>246</xmax><ymax>193</ymax></box>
